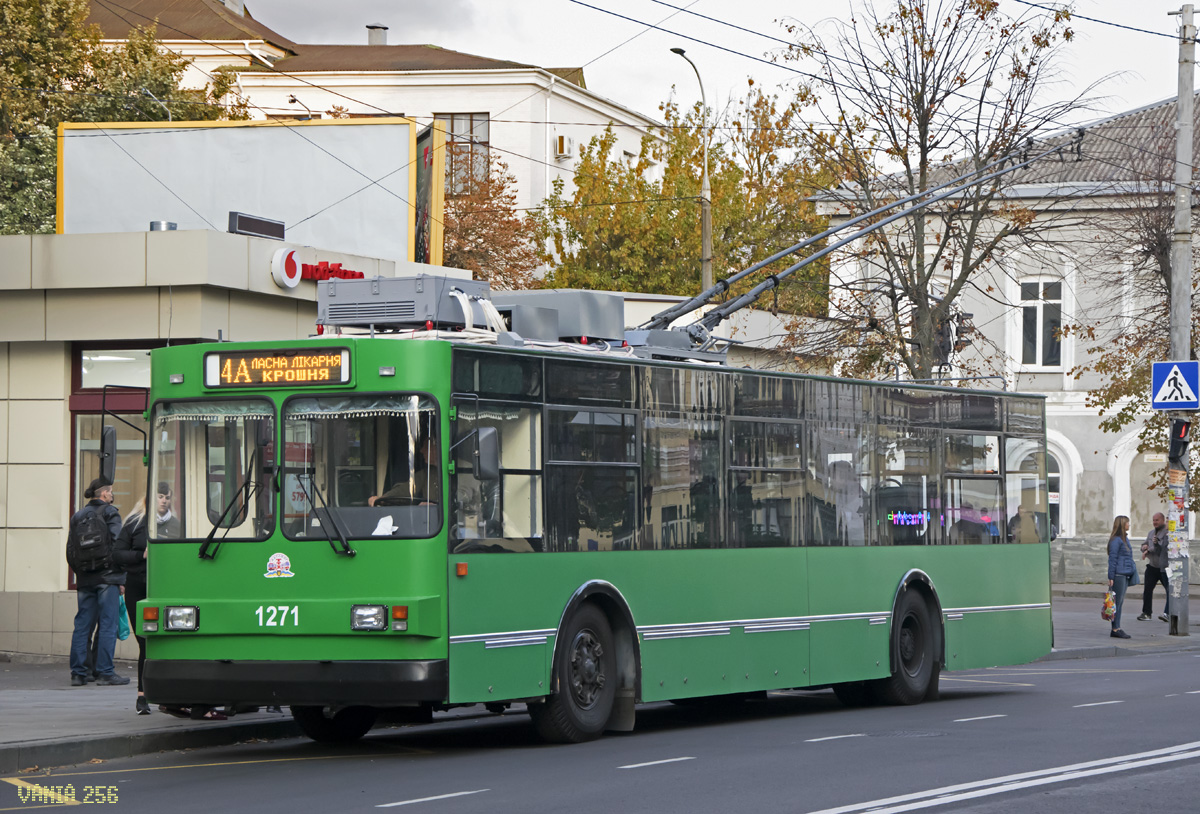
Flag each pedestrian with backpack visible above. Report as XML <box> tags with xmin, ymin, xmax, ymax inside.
<box><xmin>67</xmin><ymin>477</ymin><xmax>129</xmax><ymax>686</ymax></box>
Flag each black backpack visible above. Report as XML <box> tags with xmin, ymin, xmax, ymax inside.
<box><xmin>67</xmin><ymin>507</ymin><xmax>114</xmax><ymax>574</ymax></box>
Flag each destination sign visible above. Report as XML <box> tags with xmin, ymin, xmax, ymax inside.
<box><xmin>204</xmin><ymin>349</ymin><xmax>351</xmax><ymax>388</ymax></box>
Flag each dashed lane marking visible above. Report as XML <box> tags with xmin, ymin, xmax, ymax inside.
<box><xmin>939</xmin><ymin>678</ymin><xmax>1034</xmax><ymax>687</ymax></box>
<box><xmin>1073</xmin><ymin>700</ymin><xmax>1124</xmax><ymax>708</ymax></box>
<box><xmin>805</xmin><ymin>734</ymin><xmax>865</xmax><ymax>743</ymax></box>
<box><xmin>618</xmin><ymin>757</ymin><xmax>695</xmax><ymax>769</ymax></box>
<box><xmin>953</xmin><ymin>715</ymin><xmax>1007</xmax><ymax>722</ymax></box>
<box><xmin>377</xmin><ymin>789</ymin><xmax>489</xmax><ymax>808</ymax></box>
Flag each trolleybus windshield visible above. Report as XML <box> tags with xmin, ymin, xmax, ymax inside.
<box><xmin>150</xmin><ymin>400</ymin><xmax>275</xmax><ymax>541</ymax></box>
<box><xmin>281</xmin><ymin>394</ymin><xmax>442</xmax><ymax>540</ymax></box>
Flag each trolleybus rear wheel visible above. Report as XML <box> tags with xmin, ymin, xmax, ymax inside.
<box><xmin>529</xmin><ymin>604</ymin><xmax>616</xmax><ymax>743</ymax></box>
<box><xmin>877</xmin><ymin>589</ymin><xmax>938</xmax><ymax>705</ymax></box>
<box><xmin>291</xmin><ymin>705</ymin><xmax>378</xmax><ymax>744</ymax></box>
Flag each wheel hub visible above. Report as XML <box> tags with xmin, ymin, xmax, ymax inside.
<box><xmin>569</xmin><ymin>629</ymin><xmax>606</xmax><ymax>708</ymax></box>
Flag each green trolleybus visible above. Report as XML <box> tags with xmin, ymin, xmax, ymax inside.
<box><xmin>137</xmin><ymin>286</ymin><xmax>1052</xmax><ymax>744</ymax></box>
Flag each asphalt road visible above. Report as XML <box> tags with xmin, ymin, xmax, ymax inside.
<box><xmin>5</xmin><ymin>651</ymin><xmax>1200</xmax><ymax>814</ymax></box>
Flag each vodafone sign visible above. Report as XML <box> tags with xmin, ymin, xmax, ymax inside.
<box><xmin>271</xmin><ymin>248</ymin><xmax>366</xmax><ymax>289</ymax></box>
<box><xmin>271</xmin><ymin>249</ymin><xmax>303</xmax><ymax>288</ymax></box>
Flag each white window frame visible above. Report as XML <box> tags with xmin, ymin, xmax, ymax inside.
<box><xmin>1017</xmin><ymin>276</ymin><xmax>1064</xmax><ymax>371</ymax></box>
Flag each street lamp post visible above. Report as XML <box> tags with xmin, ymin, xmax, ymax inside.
<box><xmin>671</xmin><ymin>47</ymin><xmax>713</xmax><ymax>292</ymax></box>
<box><xmin>288</xmin><ymin>94</ymin><xmax>315</xmax><ymax>121</ymax></box>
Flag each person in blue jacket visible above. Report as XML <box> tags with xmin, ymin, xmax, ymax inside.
<box><xmin>1107</xmin><ymin>515</ymin><xmax>1136</xmax><ymax>639</ymax></box>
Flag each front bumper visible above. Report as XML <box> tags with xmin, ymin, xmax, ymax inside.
<box><xmin>144</xmin><ymin>659</ymin><xmax>448</xmax><ymax>707</ymax></box>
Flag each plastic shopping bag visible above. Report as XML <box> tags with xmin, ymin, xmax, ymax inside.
<box><xmin>1101</xmin><ymin>590</ymin><xmax>1116</xmax><ymax>622</ymax></box>
<box><xmin>117</xmin><ymin>595</ymin><xmax>131</xmax><ymax>641</ymax></box>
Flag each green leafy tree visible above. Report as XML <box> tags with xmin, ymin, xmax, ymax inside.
<box><xmin>0</xmin><ymin>0</ymin><xmax>246</xmax><ymax>234</ymax></box>
<box><xmin>534</xmin><ymin>82</ymin><xmax>833</xmax><ymax>315</ymax></box>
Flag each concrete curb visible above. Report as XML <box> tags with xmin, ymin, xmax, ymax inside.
<box><xmin>0</xmin><ymin>719</ymin><xmax>301</xmax><ymax>775</ymax></box>
<box><xmin>1038</xmin><ymin>642</ymin><xmax>1200</xmax><ymax>662</ymax></box>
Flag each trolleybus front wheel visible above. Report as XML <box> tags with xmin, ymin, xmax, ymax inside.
<box><xmin>291</xmin><ymin>705</ymin><xmax>378</xmax><ymax>744</ymax></box>
<box><xmin>877</xmin><ymin>589</ymin><xmax>939</xmax><ymax>705</ymax></box>
<box><xmin>529</xmin><ymin>604</ymin><xmax>616</xmax><ymax>743</ymax></box>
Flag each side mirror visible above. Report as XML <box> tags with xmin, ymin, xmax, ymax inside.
<box><xmin>100</xmin><ymin>425</ymin><xmax>117</xmax><ymax>483</ymax></box>
<box><xmin>476</xmin><ymin>426</ymin><xmax>500</xmax><ymax>482</ymax></box>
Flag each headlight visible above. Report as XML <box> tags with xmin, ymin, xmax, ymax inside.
<box><xmin>164</xmin><ymin>606</ymin><xmax>198</xmax><ymax>631</ymax></box>
<box><xmin>351</xmin><ymin>604</ymin><xmax>387</xmax><ymax>631</ymax></box>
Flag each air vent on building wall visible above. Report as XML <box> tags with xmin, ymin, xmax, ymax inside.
<box><xmin>554</xmin><ymin>135</ymin><xmax>576</xmax><ymax>160</ymax></box>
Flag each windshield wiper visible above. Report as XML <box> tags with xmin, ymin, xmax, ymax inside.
<box><xmin>199</xmin><ymin>478</ymin><xmax>260</xmax><ymax>560</ymax></box>
<box><xmin>295</xmin><ymin>474</ymin><xmax>356</xmax><ymax>557</ymax></box>
<box><xmin>200</xmin><ymin>447</ymin><xmax>260</xmax><ymax>561</ymax></box>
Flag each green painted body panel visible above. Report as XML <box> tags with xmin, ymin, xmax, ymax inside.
<box><xmin>143</xmin><ymin>339</ymin><xmax>453</xmax><ymax>672</ymax></box>
<box><xmin>447</xmin><ymin>543</ymin><xmax>1052</xmax><ymax>704</ymax></box>
<box><xmin>145</xmin><ymin>336</ymin><xmax>1052</xmax><ymax>712</ymax></box>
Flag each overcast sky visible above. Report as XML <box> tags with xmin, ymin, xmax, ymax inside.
<box><xmin>244</xmin><ymin>0</ymin><xmax>1190</xmax><ymax>130</ymax></box>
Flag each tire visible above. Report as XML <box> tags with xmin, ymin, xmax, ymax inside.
<box><xmin>291</xmin><ymin>705</ymin><xmax>377</xmax><ymax>744</ymax></box>
<box><xmin>877</xmin><ymin>588</ymin><xmax>939</xmax><ymax>706</ymax></box>
<box><xmin>529</xmin><ymin>604</ymin><xmax>616</xmax><ymax>743</ymax></box>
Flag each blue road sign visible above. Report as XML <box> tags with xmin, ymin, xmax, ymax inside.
<box><xmin>1151</xmin><ymin>361</ymin><xmax>1200</xmax><ymax>410</ymax></box>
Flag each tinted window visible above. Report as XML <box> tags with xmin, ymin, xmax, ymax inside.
<box><xmin>733</xmin><ymin>375</ymin><xmax>802</xmax><ymax>418</ymax></box>
<box><xmin>453</xmin><ymin>349</ymin><xmax>541</xmax><ymax>400</ymax></box>
<box><xmin>807</xmin><ymin>422</ymin><xmax>871</xmax><ymax>546</ymax></box>
<box><xmin>545</xmin><ymin>359</ymin><xmax>634</xmax><ymax>406</ymax></box>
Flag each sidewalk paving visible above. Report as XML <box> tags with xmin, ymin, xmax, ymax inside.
<box><xmin>2</xmin><ymin>584</ymin><xmax>1198</xmax><ymax>773</ymax></box>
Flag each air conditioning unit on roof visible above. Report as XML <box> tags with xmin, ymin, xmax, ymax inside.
<box><xmin>554</xmin><ymin>134</ymin><xmax>576</xmax><ymax>160</ymax></box>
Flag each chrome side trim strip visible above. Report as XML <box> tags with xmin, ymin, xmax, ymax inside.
<box><xmin>450</xmin><ymin>628</ymin><xmax>555</xmax><ymax>645</ymax></box>
<box><xmin>484</xmin><ymin>635</ymin><xmax>549</xmax><ymax>650</ymax></box>
<box><xmin>642</xmin><ymin>626</ymin><xmax>731</xmax><ymax>641</ymax></box>
<box><xmin>451</xmin><ymin>603</ymin><xmax>1048</xmax><ymax>646</ymax></box>
<box><xmin>942</xmin><ymin>603</ymin><xmax>1051</xmax><ymax>615</ymax></box>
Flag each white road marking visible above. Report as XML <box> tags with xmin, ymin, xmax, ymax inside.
<box><xmin>377</xmin><ymin>789</ymin><xmax>489</xmax><ymax>807</ymax></box>
<box><xmin>1073</xmin><ymin>700</ymin><xmax>1124</xmax><ymax>708</ymax></box>
<box><xmin>804</xmin><ymin>734</ymin><xmax>866</xmax><ymax>743</ymax></box>
<box><xmin>804</xmin><ymin>741</ymin><xmax>1200</xmax><ymax>814</ymax></box>
<box><xmin>953</xmin><ymin>715</ymin><xmax>1007</xmax><ymax>722</ymax></box>
<box><xmin>618</xmin><ymin>757</ymin><xmax>695</xmax><ymax>769</ymax></box>
<box><xmin>1187</xmin><ymin>690</ymin><xmax>1200</xmax><ymax>694</ymax></box>
<box><xmin>939</xmin><ymin>677</ymin><xmax>1034</xmax><ymax>687</ymax></box>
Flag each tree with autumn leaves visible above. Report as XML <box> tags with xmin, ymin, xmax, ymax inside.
<box><xmin>789</xmin><ymin>0</ymin><xmax>1085</xmax><ymax>380</ymax></box>
<box><xmin>1063</xmin><ymin>125</ymin><xmax>1200</xmax><ymax>509</ymax></box>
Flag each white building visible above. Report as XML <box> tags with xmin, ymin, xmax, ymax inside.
<box><xmin>820</xmin><ymin>96</ymin><xmax>1199</xmax><ymax>583</ymax></box>
<box><xmin>88</xmin><ymin>0</ymin><xmax>661</xmax><ymax>214</ymax></box>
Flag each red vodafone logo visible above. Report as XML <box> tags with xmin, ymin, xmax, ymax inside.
<box><xmin>270</xmin><ymin>249</ymin><xmax>365</xmax><ymax>289</ymax></box>
<box><xmin>271</xmin><ymin>249</ymin><xmax>302</xmax><ymax>289</ymax></box>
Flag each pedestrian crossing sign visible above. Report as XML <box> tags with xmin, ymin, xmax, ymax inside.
<box><xmin>1151</xmin><ymin>361</ymin><xmax>1200</xmax><ymax>410</ymax></box>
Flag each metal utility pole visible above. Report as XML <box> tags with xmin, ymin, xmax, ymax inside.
<box><xmin>1167</xmin><ymin>4</ymin><xmax>1194</xmax><ymax>635</ymax></box>
<box><xmin>671</xmin><ymin>48</ymin><xmax>713</xmax><ymax>292</ymax></box>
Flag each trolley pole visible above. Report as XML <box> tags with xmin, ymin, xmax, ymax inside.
<box><xmin>1167</xmin><ymin>4</ymin><xmax>1194</xmax><ymax>635</ymax></box>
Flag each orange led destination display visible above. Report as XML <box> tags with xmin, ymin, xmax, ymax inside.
<box><xmin>204</xmin><ymin>349</ymin><xmax>351</xmax><ymax>388</ymax></box>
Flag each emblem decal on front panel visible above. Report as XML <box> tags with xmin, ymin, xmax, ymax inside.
<box><xmin>264</xmin><ymin>553</ymin><xmax>295</xmax><ymax>578</ymax></box>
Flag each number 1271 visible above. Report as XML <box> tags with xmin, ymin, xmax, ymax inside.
<box><xmin>255</xmin><ymin>605</ymin><xmax>298</xmax><ymax>626</ymax></box>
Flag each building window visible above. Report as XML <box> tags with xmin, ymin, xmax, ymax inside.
<box><xmin>434</xmin><ymin>113</ymin><xmax>489</xmax><ymax>195</ymax></box>
<box><xmin>80</xmin><ymin>348</ymin><xmax>151</xmax><ymax>389</ymax></box>
<box><xmin>1020</xmin><ymin>280</ymin><xmax>1062</xmax><ymax>367</ymax></box>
